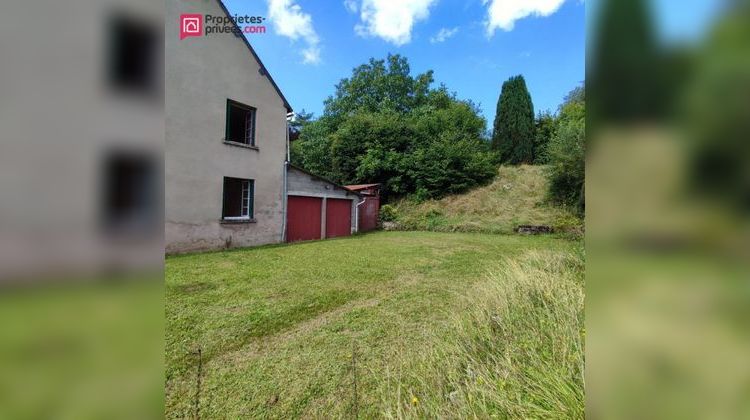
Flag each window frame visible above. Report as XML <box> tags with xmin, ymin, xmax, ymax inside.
<box><xmin>107</xmin><ymin>14</ymin><xmax>160</xmax><ymax>97</ymax></box>
<box><xmin>221</xmin><ymin>177</ymin><xmax>255</xmax><ymax>221</ymax></box>
<box><xmin>225</xmin><ymin>99</ymin><xmax>257</xmax><ymax>147</ymax></box>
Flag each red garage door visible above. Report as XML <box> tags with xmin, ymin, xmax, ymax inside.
<box><xmin>286</xmin><ymin>195</ymin><xmax>322</xmax><ymax>242</ymax></box>
<box><xmin>325</xmin><ymin>198</ymin><xmax>352</xmax><ymax>239</ymax></box>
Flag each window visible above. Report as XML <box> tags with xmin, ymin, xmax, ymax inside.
<box><xmin>108</xmin><ymin>14</ymin><xmax>160</xmax><ymax>95</ymax></box>
<box><xmin>225</xmin><ymin>100</ymin><xmax>257</xmax><ymax>146</ymax></box>
<box><xmin>222</xmin><ymin>177</ymin><xmax>254</xmax><ymax>220</ymax></box>
<box><xmin>101</xmin><ymin>150</ymin><xmax>160</xmax><ymax>234</ymax></box>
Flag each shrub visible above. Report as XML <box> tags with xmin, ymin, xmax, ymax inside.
<box><xmin>379</xmin><ymin>204</ymin><xmax>398</xmax><ymax>222</ymax></box>
<box><xmin>546</xmin><ymin>119</ymin><xmax>585</xmax><ymax>214</ymax></box>
<box><xmin>546</xmin><ymin>86</ymin><xmax>585</xmax><ymax>215</ymax></box>
<box><xmin>533</xmin><ymin>111</ymin><xmax>557</xmax><ymax>164</ymax></box>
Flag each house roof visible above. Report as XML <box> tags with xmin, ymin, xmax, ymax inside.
<box><xmin>345</xmin><ymin>184</ymin><xmax>381</xmax><ymax>191</ymax></box>
<box><xmin>216</xmin><ymin>0</ymin><xmax>293</xmax><ymax>113</ymax></box>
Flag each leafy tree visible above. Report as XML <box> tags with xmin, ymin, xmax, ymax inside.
<box><xmin>547</xmin><ymin>86</ymin><xmax>585</xmax><ymax>214</ymax></box>
<box><xmin>288</xmin><ymin>109</ymin><xmax>314</xmax><ymax>164</ymax></box>
<box><xmin>289</xmin><ymin>109</ymin><xmax>314</xmax><ymax>132</ymax></box>
<box><xmin>558</xmin><ymin>86</ymin><xmax>585</xmax><ymax>125</ymax></box>
<box><xmin>683</xmin><ymin>8</ymin><xmax>750</xmax><ymax>211</ymax></box>
<box><xmin>323</xmin><ymin>54</ymin><xmax>433</xmax><ymax>124</ymax></box>
<box><xmin>533</xmin><ymin>111</ymin><xmax>557</xmax><ymax>164</ymax></box>
<box><xmin>492</xmin><ymin>75</ymin><xmax>535</xmax><ymax>164</ymax></box>
<box><xmin>290</xmin><ymin>116</ymin><xmax>335</xmax><ymax>179</ymax></box>
<box><xmin>589</xmin><ymin>0</ymin><xmax>662</xmax><ymax>123</ymax></box>
<box><xmin>292</xmin><ymin>54</ymin><xmax>495</xmax><ymax>200</ymax></box>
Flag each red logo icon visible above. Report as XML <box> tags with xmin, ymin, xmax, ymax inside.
<box><xmin>180</xmin><ymin>14</ymin><xmax>203</xmax><ymax>40</ymax></box>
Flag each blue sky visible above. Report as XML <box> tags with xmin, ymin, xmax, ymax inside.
<box><xmin>222</xmin><ymin>0</ymin><xmax>586</xmax><ymax>124</ymax></box>
<box><xmin>586</xmin><ymin>0</ymin><xmax>727</xmax><ymax>44</ymax></box>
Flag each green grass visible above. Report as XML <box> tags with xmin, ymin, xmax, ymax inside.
<box><xmin>392</xmin><ymin>165</ymin><xmax>582</xmax><ymax>234</ymax></box>
<box><xmin>383</xmin><ymin>248</ymin><xmax>585</xmax><ymax>419</ymax></box>
<box><xmin>166</xmin><ymin>231</ymin><xmax>583</xmax><ymax>418</ymax></box>
<box><xmin>0</xmin><ymin>280</ymin><xmax>163</xmax><ymax>419</ymax></box>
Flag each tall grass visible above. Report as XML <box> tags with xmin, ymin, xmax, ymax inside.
<box><xmin>392</xmin><ymin>165</ymin><xmax>581</xmax><ymax>235</ymax></box>
<box><xmin>382</xmin><ymin>249</ymin><xmax>585</xmax><ymax>418</ymax></box>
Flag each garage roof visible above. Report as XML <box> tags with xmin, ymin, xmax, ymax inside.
<box><xmin>288</xmin><ymin>164</ymin><xmax>362</xmax><ymax>197</ymax></box>
<box><xmin>345</xmin><ymin>184</ymin><xmax>380</xmax><ymax>191</ymax></box>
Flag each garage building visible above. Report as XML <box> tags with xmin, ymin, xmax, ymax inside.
<box><xmin>285</xmin><ymin>165</ymin><xmax>362</xmax><ymax>243</ymax></box>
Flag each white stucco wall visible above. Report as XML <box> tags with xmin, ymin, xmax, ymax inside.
<box><xmin>165</xmin><ymin>0</ymin><xmax>288</xmax><ymax>253</ymax></box>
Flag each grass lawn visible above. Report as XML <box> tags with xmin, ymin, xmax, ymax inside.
<box><xmin>0</xmin><ymin>280</ymin><xmax>163</xmax><ymax>419</ymax></box>
<box><xmin>166</xmin><ymin>231</ymin><xmax>583</xmax><ymax>418</ymax></box>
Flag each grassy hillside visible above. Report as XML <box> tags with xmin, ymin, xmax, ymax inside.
<box><xmin>391</xmin><ymin>165</ymin><xmax>581</xmax><ymax>234</ymax></box>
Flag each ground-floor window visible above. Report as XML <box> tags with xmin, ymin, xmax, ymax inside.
<box><xmin>222</xmin><ymin>177</ymin><xmax>254</xmax><ymax>220</ymax></box>
<box><xmin>102</xmin><ymin>150</ymin><xmax>160</xmax><ymax>233</ymax></box>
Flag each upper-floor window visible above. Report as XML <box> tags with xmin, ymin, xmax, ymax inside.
<box><xmin>225</xmin><ymin>99</ymin><xmax>256</xmax><ymax>146</ymax></box>
<box><xmin>108</xmin><ymin>14</ymin><xmax>160</xmax><ymax>96</ymax></box>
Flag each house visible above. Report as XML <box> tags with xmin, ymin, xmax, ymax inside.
<box><xmin>1</xmin><ymin>0</ymin><xmax>166</xmax><ymax>281</ymax></box>
<box><xmin>165</xmin><ymin>0</ymin><xmax>363</xmax><ymax>253</ymax></box>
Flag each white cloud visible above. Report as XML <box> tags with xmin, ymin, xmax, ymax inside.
<box><xmin>354</xmin><ymin>0</ymin><xmax>438</xmax><ymax>46</ymax></box>
<box><xmin>343</xmin><ymin>0</ymin><xmax>358</xmax><ymax>14</ymax></box>
<box><xmin>301</xmin><ymin>46</ymin><xmax>321</xmax><ymax>64</ymax></box>
<box><xmin>267</xmin><ymin>0</ymin><xmax>321</xmax><ymax>64</ymax></box>
<box><xmin>430</xmin><ymin>27</ymin><xmax>458</xmax><ymax>43</ymax></box>
<box><xmin>484</xmin><ymin>0</ymin><xmax>566</xmax><ymax>35</ymax></box>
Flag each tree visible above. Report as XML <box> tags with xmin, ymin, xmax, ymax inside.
<box><xmin>683</xmin><ymin>8</ymin><xmax>750</xmax><ymax>211</ymax></box>
<box><xmin>293</xmin><ymin>54</ymin><xmax>496</xmax><ymax>201</ymax></box>
<box><xmin>323</xmin><ymin>54</ymin><xmax>433</xmax><ymax>125</ymax></box>
<box><xmin>589</xmin><ymin>0</ymin><xmax>662</xmax><ymax>124</ymax></box>
<box><xmin>290</xmin><ymin>115</ymin><xmax>335</xmax><ymax>179</ymax></box>
<box><xmin>547</xmin><ymin>85</ymin><xmax>585</xmax><ymax>214</ymax></box>
<box><xmin>288</xmin><ymin>109</ymin><xmax>314</xmax><ymax>164</ymax></box>
<box><xmin>533</xmin><ymin>111</ymin><xmax>556</xmax><ymax>164</ymax></box>
<box><xmin>491</xmin><ymin>75</ymin><xmax>535</xmax><ymax>164</ymax></box>
<box><xmin>289</xmin><ymin>109</ymin><xmax>314</xmax><ymax>133</ymax></box>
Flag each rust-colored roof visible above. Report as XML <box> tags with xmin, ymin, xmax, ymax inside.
<box><xmin>345</xmin><ymin>183</ymin><xmax>380</xmax><ymax>191</ymax></box>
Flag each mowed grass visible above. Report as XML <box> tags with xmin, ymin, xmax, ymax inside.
<box><xmin>393</xmin><ymin>165</ymin><xmax>581</xmax><ymax>234</ymax></box>
<box><xmin>166</xmin><ymin>231</ymin><xmax>583</xmax><ymax>418</ymax></box>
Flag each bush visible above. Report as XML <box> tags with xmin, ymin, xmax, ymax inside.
<box><xmin>379</xmin><ymin>204</ymin><xmax>398</xmax><ymax>222</ymax></box>
<box><xmin>546</xmin><ymin>86</ymin><xmax>585</xmax><ymax>215</ymax></box>
<box><xmin>546</xmin><ymin>120</ymin><xmax>585</xmax><ymax>214</ymax></box>
<box><xmin>533</xmin><ymin>111</ymin><xmax>557</xmax><ymax>164</ymax></box>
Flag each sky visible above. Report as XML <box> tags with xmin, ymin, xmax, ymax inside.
<box><xmin>586</xmin><ymin>0</ymin><xmax>727</xmax><ymax>45</ymax></box>
<box><xmin>220</xmin><ymin>0</ymin><xmax>728</xmax><ymax>124</ymax></box>
<box><xmin>221</xmin><ymin>0</ymin><xmax>584</xmax><ymax>124</ymax></box>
